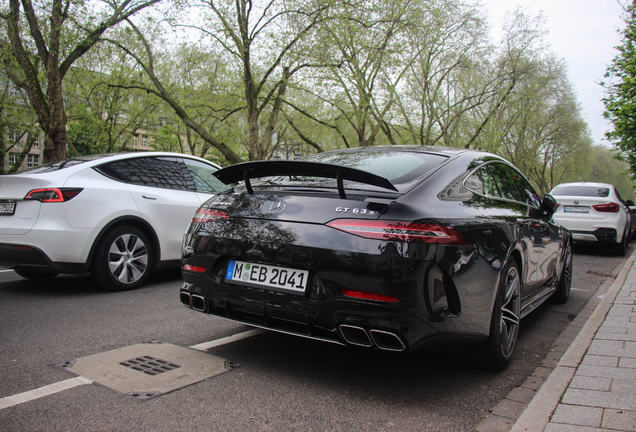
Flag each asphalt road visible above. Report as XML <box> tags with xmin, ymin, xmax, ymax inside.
<box><xmin>0</xmin><ymin>243</ymin><xmax>629</xmax><ymax>432</ymax></box>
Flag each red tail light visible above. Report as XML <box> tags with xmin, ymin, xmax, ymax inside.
<box><xmin>326</xmin><ymin>219</ymin><xmax>468</xmax><ymax>244</ymax></box>
<box><xmin>593</xmin><ymin>203</ymin><xmax>620</xmax><ymax>213</ymax></box>
<box><xmin>24</xmin><ymin>188</ymin><xmax>83</xmax><ymax>202</ymax></box>
<box><xmin>341</xmin><ymin>288</ymin><xmax>399</xmax><ymax>303</ymax></box>
<box><xmin>192</xmin><ymin>208</ymin><xmax>229</xmax><ymax>223</ymax></box>
<box><xmin>183</xmin><ymin>264</ymin><xmax>206</xmax><ymax>273</ymax></box>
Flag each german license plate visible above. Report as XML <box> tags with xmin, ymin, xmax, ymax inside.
<box><xmin>225</xmin><ymin>260</ymin><xmax>309</xmax><ymax>294</ymax></box>
<box><xmin>0</xmin><ymin>202</ymin><xmax>15</xmax><ymax>215</ymax></box>
<box><xmin>564</xmin><ymin>206</ymin><xmax>589</xmax><ymax>213</ymax></box>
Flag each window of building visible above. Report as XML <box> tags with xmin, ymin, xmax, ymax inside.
<box><xmin>8</xmin><ymin>153</ymin><xmax>19</xmax><ymax>165</ymax></box>
<box><xmin>8</xmin><ymin>131</ymin><xmax>20</xmax><ymax>143</ymax></box>
<box><xmin>142</xmin><ymin>136</ymin><xmax>148</xmax><ymax>147</ymax></box>
<box><xmin>32</xmin><ymin>134</ymin><xmax>39</xmax><ymax>147</ymax></box>
<box><xmin>27</xmin><ymin>154</ymin><xmax>40</xmax><ymax>167</ymax></box>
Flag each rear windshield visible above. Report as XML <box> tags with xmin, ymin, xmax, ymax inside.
<box><xmin>551</xmin><ymin>186</ymin><xmax>610</xmax><ymax>197</ymax></box>
<box><xmin>306</xmin><ymin>151</ymin><xmax>448</xmax><ymax>186</ymax></box>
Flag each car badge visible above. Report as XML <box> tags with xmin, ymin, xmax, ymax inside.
<box><xmin>574</xmin><ymin>200</ymin><xmax>579</xmax><ymax>205</ymax></box>
<box><xmin>270</xmin><ymin>200</ymin><xmax>286</xmax><ymax>214</ymax></box>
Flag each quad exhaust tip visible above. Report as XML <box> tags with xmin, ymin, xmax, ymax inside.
<box><xmin>339</xmin><ymin>325</ymin><xmax>405</xmax><ymax>351</ymax></box>
<box><xmin>180</xmin><ymin>291</ymin><xmax>207</xmax><ymax>312</ymax></box>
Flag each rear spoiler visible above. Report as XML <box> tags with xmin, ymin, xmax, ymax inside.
<box><xmin>213</xmin><ymin>160</ymin><xmax>397</xmax><ymax>199</ymax></box>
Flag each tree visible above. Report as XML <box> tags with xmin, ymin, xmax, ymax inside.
<box><xmin>0</xmin><ymin>0</ymin><xmax>161</xmax><ymax>163</ymax></box>
<box><xmin>64</xmin><ymin>46</ymin><xmax>163</xmax><ymax>155</ymax></box>
<box><xmin>0</xmin><ymin>76</ymin><xmax>39</xmax><ymax>173</ymax></box>
<box><xmin>391</xmin><ymin>0</ymin><xmax>491</xmax><ymax>147</ymax></box>
<box><xmin>603</xmin><ymin>0</ymin><xmax>636</xmax><ymax>173</ymax></box>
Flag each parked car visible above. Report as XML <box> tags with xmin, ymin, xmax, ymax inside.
<box><xmin>0</xmin><ymin>152</ymin><xmax>226</xmax><ymax>290</ymax></box>
<box><xmin>180</xmin><ymin>146</ymin><xmax>572</xmax><ymax>370</ymax></box>
<box><xmin>550</xmin><ymin>182</ymin><xmax>632</xmax><ymax>255</ymax></box>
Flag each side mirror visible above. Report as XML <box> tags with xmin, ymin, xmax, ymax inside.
<box><xmin>627</xmin><ymin>200</ymin><xmax>635</xmax><ymax>207</ymax></box>
<box><xmin>540</xmin><ymin>194</ymin><xmax>558</xmax><ymax>219</ymax></box>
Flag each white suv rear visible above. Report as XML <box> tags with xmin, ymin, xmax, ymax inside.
<box><xmin>550</xmin><ymin>182</ymin><xmax>631</xmax><ymax>255</ymax></box>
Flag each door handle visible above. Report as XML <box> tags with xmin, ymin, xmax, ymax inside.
<box><xmin>141</xmin><ymin>196</ymin><xmax>157</xmax><ymax>200</ymax></box>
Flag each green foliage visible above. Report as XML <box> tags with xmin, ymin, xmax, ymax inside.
<box><xmin>603</xmin><ymin>1</ymin><xmax>636</xmax><ymax>173</ymax></box>
<box><xmin>67</xmin><ymin>116</ymin><xmax>106</xmax><ymax>155</ymax></box>
<box><xmin>580</xmin><ymin>146</ymin><xmax>635</xmax><ymax>200</ymax></box>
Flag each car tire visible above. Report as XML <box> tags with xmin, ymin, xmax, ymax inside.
<box><xmin>14</xmin><ymin>269</ymin><xmax>59</xmax><ymax>280</ymax></box>
<box><xmin>614</xmin><ymin>230</ymin><xmax>628</xmax><ymax>256</ymax></box>
<box><xmin>475</xmin><ymin>257</ymin><xmax>521</xmax><ymax>371</ymax></box>
<box><xmin>91</xmin><ymin>226</ymin><xmax>153</xmax><ymax>291</ymax></box>
<box><xmin>551</xmin><ymin>240</ymin><xmax>572</xmax><ymax>304</ymax></box>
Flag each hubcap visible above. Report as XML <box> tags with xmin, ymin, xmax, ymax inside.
<box><xmin>500</xmin><ymin>266</ymin><xmax>521</xmax><ymax>358</ymax></box>
<box><xmin>108</xmin><ymin>234</ymin><xmax>148</xmax><ymax>284</ymax></box>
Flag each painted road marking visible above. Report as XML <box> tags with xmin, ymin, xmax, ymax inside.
<box><xmin>0</xmin><ymin>377</ymin><xmax>93</xmax><ymax>410</ymax></box>
<box><xmin>0</xmin><ymin>329</ymin><xmax>264</xmax><ymax>410</ymax></box>
<box><xmin>189</xmin><ymin>329</ymin><xmax>265</xmax><ymax>351</ymax></box>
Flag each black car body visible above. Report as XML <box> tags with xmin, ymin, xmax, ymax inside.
<box><xmin>180</xmin><ymin>146</ymin><xmax>572</xmax><ymax>369</ymax></box>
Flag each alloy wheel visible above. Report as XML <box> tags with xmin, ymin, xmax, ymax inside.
<box><xmin>499</xmin><ymin>266</ymin><xmax>521</xmax><ymax>359</ymax></box>
<box><xmin>108</xmin><ymin>233</ymin><xmax>149</xmax><ymax>284</ymax></box>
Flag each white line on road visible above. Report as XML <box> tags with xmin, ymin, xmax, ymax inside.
<box><xmin>189</xmin><ymin>328</ymin><xmax>265</xmax><ymax>351</ymax></box>
<box><xmin>0</xmin><ymin>377</ymin><xmax>93</xmax><ymax>410</ymax></box>
<box><xmin>0</xmin><ymin>328</ymin><xmax>264</xmax><ymax>410</ymax></box>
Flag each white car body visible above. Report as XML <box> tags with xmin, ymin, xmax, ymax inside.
<box><xmin>550</xmin><ymin>182</ymin><xmax>631</xmax><ymax>253</ymax></box>
<box><xmin>0</xmin><ymin>152</ymin><xmax>225</xmax><ymax>289</ymax></box>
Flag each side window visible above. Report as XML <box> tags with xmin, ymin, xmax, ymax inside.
<box><xmin>98</xmin><ymin>157</ymin><xmax>195</xmax><ymax>191</ymax></box>
<box><xmin>490</xmin><ymin>163</ymin><xmax>540</xmax><ymax>207</ymax></box>
<box><xmin>464</xmin><ymin>166</ymin><xmax>500</xmax><ymax>198</ymax></box>
<box><xmin>183</xmin><ymin>159</ymin><xmax>226</xmax><ymax>194</ymax></box>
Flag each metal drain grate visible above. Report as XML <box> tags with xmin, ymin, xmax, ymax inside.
<box><xmin>119</xmin><ymin>356</ymin><xmax>182</xmax><ymax>376</ymax></box>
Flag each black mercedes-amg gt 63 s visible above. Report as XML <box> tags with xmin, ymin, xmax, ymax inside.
<box><xmin>180</xmin><ymin>146</ymin><xmax>572</xmax><ymax>370</ymax></box>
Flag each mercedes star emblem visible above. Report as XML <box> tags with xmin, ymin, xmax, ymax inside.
<box><xmin>270</xmin><ymin>200</ymin><xmax>287</xmax><ymax>214</ymax></box>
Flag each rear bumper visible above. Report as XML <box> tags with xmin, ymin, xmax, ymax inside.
<box><xmin>0</xmin><ymin>243</ymin><xmax>88</xmax><ymax>274</ymax></box>
<box><xmin>180</xmin><ymin>270</ymin><xmax>487</xmax><ymax>353</ymax></box>
<box><xmin>570</xmin><ymin>228</ymin><xmax>620</xmax><ymax>244</ymax></box>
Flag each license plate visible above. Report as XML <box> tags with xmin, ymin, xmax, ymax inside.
<box><xmin>225</xmin><ymin>260</ymin><xmax>309</xmax><ymax>294</ymax></box>
<box><xmin>564</xmin><ymin>206</ymin><xmax>589</xmax><ymax>213</ymax></box>
<box><xmin>0</xmin><ymin>202</ymin><xmax>15</xmax><ymax>215</ymax></box>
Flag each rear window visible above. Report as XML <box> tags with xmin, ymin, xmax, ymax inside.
<box><xmin>306</xmin><ymin>151</ymin><xmax>448</xmax><ymax>185</ymax></box>
<box><xmin>551</xmin><ymin>186</ymin><xmax>610</xmax><ymax>197</ymax></box>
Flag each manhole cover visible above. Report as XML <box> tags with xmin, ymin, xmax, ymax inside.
<box><xmin>54</xmin><ymin>341</ymin><xmax>237</xmax><ymax>401</ymax></box>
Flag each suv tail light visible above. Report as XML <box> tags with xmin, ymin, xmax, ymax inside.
<box><xmin>24</xmin><ymin>188</ymin><xmax>83</xmax><ymax>202</ymax></box>
<box><xmin>326</xmin><ymin>219</ymin><xmax>468</xmax><ymax>244</ymax></box>
<box><xmin>192</xmin><ymin>208</ymin><xmax>229</xmax><ymax>223</ymax></box>
<box><xmin>593</xmin><ymin>203</ymin><xmax>620</xmax><ymax>213</ymax></box>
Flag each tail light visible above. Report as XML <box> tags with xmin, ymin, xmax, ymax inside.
<box><xmin>593</xmin><ymin>203</ymin><xmax>620</xmax><ymax>213</ymax></box>
<box><xmin>24</xmin><ymin>188</ymin><xmax>83</xmax><ymax>202</ymax></box>
<box><xmin>341</xmin><ymin>288</ymin><xmax>399</xmax><ymax>303</ymax></box>
<box><xmin>326</xmin><ymin>219</ymin><xmax>468</xmax><ymax>244</ymax></box>
<box><xmin>192</xmin><ymin>208</ymin><xmax>229</xmax><ymax>223</ymax></box>
<box><xmin>183</xmin><ymin>264</ymin><xmax>206</xmax><ymax>273</ymax></box>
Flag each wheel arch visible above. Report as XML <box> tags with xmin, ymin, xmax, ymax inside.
<box><xmin>88</xmin><ymin>216</ymin><xmax>161</xmax><ymax>273</ymax></box>
<box><xmin>509</xmin><ymin>248</ymin><xmax>523</xmax><ymax>280</ymax></box>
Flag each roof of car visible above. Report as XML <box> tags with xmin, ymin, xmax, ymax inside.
<box><xmin>12</xmin><ymin>151</ymin><xmax>220</xmax><ymax>176</ymax></box>
<box><xmin>323</xmin><ymin>145</ymin><xmax>474</xmax><ymax>156</ymax></box>
<box><xmin>552</xmin><ymin>182</ymin><xmax>615</xmax><ymax>189</ymax></box>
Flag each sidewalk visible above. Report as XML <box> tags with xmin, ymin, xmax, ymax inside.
<box><xmin>476</xmin><ymin>249</ymin><xmax>636</xmax><ymax>432</ymax></box>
